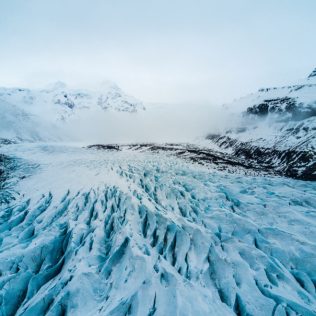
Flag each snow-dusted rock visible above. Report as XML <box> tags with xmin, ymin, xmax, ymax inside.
<box><xmin>206</xmin><ymin>69</ymin><xmax>316</xmax><ymax>180</ymax></box>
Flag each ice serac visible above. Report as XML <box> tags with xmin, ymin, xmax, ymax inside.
<box><xmin>206</xmin><ymin>69</ymin><xmax>316</xmax><ymax>180</ymax></box>
<box><xmin>0</xmin><ymin>143</ymin><xmax>316</xmax><ymax>315</ymax></box>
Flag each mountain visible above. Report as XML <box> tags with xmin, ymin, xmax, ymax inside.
<box><xmin>0</xmin><ymin>82</ymin><xmax>144</xmax><ymax>122</ymax></box>
<box><xmin>0</xmin><ymin>99</ymin><xmax>59</xmax><ymax>142</ymax></box>
<box><xmin>0</xmin><ymin>81</ymin><xmax>144</xmax><ymax>141</ymax></box>
<box><xmin>206</xmin><ymin>69</ymin><xmax>316</xmax><ymax>180</ymax></box>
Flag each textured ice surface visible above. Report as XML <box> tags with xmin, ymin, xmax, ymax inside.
<box><xmin>0</xmin><ymin>143</ymin><xmax>316</xmax><ymax>315</ymax></box>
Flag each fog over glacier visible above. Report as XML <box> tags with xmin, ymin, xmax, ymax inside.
<box><xmin>63</xmin><ymin>103</ymin><xmax>231</xmax><ymax>143</ymax></box>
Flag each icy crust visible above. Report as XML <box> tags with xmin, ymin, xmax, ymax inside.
<box><xmin>0</xmin><ymin>144</ymin><xmax>316</xmax><ymax>315</ymax></box>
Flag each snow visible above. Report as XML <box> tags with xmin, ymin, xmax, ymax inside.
<box><xmin>1</xmin><ymin>143</ymin><xmax>316</xmax><ymax>315</ymax></box>
<box><xmin>0</xmin><ymin>99</ymin><xmax>60</xmax><ymax>142</ymax></box>
<box><xmin>203</xmin><ymin>70</ymin><xmax>316</xmax><ymax>182</ymax></box>
<box><xmin>216</xmin><ymin>72</ymin><xmax>316</xmax><ymax>151</ymax></box>
<box><xmin>0</xmin><ymin>69</ymin><xmax>315</xmax><ymax>315</ymax></box>
<box><xmin>0</xmin><ymin>82</ymin><xmax>144</xmax><ymax>120</ymax></box>
<box><xmin>0</xmin><ymin>82</ymin><xmax>145</xmax><ymax>142</ymax></box>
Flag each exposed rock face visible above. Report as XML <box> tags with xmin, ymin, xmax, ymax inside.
<box><xmin>206</xmin><ymin>134</ymin><xmax>316</xmax><ymax>180</ymax></box>
<box><xmin>246</xmin><ymin>97</ymin><xmax>297</xmax><ymax>116</ymax></box>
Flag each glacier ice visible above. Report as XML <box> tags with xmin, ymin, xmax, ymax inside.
<box><xmin>0</xmin><ymin>143</ymin><xmax>316</xmax><ymax>315</ymax></box>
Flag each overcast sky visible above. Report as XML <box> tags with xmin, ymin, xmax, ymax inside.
<box><xmin>0</xmin><ymin>0</ymin><xmax>315</xmax><ymax>104</ymax></box>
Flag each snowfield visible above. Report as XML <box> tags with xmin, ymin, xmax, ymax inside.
<box><xmin>1</xmin><ymin>143</ymin><xmax>316</xmax><ymax>316</ymax></box>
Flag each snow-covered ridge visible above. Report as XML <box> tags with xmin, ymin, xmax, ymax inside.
<box><xmin>0</xmin><ymin>81</ymin><xmax>145</xmax><ymax>142</ymax></box>
<box><xmin>0</xmin><ymin>81</ymin><xmax>144</xmax><ymax>122</ymax></box>
<box><xmin>206</xmin><ymin>68</ymin><xmax>316</xmax><ymax>180</ymax></box>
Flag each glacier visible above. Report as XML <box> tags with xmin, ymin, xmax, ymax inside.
<box><xmin>1</xmin><ymin>143</ymin><xmax>316</xmax><ymax>316</ymax></box>
<box><xmin>0</xmin><ymin>69</ymin><xmax>316</xmax><ymax>315</ymax></box>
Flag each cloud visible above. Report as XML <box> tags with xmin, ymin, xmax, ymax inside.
<box><xmin>62</xmin><ymin>103</ymin><xmax>232</xmax><ymax>144</ymax></box>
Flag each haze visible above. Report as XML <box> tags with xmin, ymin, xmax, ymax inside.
<box><xmin>0</xmin><ymin>0</ymin><xmax>315</xmax><ymax>105</ymax></box>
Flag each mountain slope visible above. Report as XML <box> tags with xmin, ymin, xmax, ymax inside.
<box><xmin>0</xmin><ymin>82</ymin><xmax>145</xmax><ymax>142</ymax></box>
<box><xmin>206</xmin><ymin>69</ymin><xmax>316</xmax><ymax>180</ymax></box>
<box><xmin>0</xmin><ymin>99</ymin><xmax>59</xmax><ymax>142</ymax></box>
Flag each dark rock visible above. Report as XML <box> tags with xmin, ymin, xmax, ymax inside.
<box><xmin>87</xmin><ymin>144</ymin><xmax>121</xmax><ymax>151</ymax></box>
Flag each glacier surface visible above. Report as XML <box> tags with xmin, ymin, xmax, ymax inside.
<box><xmin>0</xmin><ymin>143</ymin><xmax>316</xmax><ymax>315</ymax></box>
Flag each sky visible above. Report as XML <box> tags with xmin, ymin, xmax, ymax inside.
<box><xmin>0</xmin><ymin>0</ymin><xmax>316</xmax><ymax>105</ymax></box>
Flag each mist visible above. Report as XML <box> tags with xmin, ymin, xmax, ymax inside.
<box><xmin>62</xmin><ymin>103</ymin><xmax>234</xmax><ymax>144</ymax></box>
<box><xmin>1</xmin><ymin>0</ymin><xmax>316</xmax><ymax>104</ymax></box>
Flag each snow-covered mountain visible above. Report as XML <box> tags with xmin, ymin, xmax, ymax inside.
<box><xmin>0</xmin><ymin>99</ymin><xmax>59</xmax><ymax>142</ymax></box>
<box><xmin>0</xmin><ymin>81</ymin><xmax>144</xmax><ymax>120</ymax></box>
<box><xmin>0</xmin><ymin>81</ymin><xmax>144</xmax><ymax>142</ymax></box>
<box><xmin>206</xmin><ymin>68</ymin><xmax>316</xmax><ymax>180</ymax></box>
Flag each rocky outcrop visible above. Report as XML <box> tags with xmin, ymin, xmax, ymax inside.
<box><xmin>206</xmin><ymin>134</ymin><xmax>316</xmax><ymax>181</ymax></box>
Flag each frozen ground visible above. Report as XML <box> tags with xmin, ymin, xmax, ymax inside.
<box><xmin>0</xmin><ymin>143</ymin><xmax>316</xmax><ymax>316</ymax></box>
